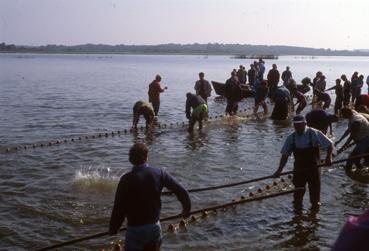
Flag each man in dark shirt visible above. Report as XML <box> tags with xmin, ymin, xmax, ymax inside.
<box><xmin>314</xmin><ymin>90</ymin><xmax>331</xmax><ymax>110</ymax></box>
<box><xmin>306</xmin><ymin>109</ymin><xmax>338</xmax><ymax>135</ymax></box>
<box><xmin>186</xmin><ymin>92</ymin><xmax>208</xmax><ymax>132</ymax></box>
<box><xmin>109</xmin><ymin>143</ymin><xmax>191</xmax><ymax>251</ymax></box>
<box><xmin>267</xmin><ymin>64</ymin><xmax>280</xmax><ymax>98</ymax></box>
<box><xmin>281</xmin><ymin>66</ymin><xmax>292</xmax><ymax>85</ymax></box>
<box><xmin>341</xmin><ymin>74</ymin><xmax>351</xmax><ymax>107</ymax></box>
<box><xmin>224</xmin><ymin>71</ymin><xmax>242</xmax><ymax>115</ymax></box>
<box><xmin>326</xmin><ymin>79</ymin><xmax>344</xmax><ymax>115</ymax></box>
<box><xmin>247</xmin><ymin>64</ymin><xmax>256</xmax><ymax>88</ymax></box>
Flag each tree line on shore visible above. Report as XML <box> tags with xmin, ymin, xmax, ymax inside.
<box><xmin>1</xmin><ymin>42</ymin><xmax>369</xmax><ymax>56</ymax></box>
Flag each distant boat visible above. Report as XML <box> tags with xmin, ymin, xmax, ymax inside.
<box><xmin>232</xmin><ymin>55</ymin><xmax>278</xmax><ymax>60</ymax></box>
<box><xmin>211</xmin><ymin>81</ymin><xmax>254</xmax><ymax>99</ymax></box>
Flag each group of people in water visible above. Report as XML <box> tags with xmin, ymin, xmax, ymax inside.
<box><xmin>119</xmin><ymin>60</ymin><xmax>369</xmax><ymax>250</ymax></box>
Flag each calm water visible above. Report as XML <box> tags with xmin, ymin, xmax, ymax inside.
<box><xmin>1</xmin><ymin>53</ymin><xmax>369</xmax><ymax>250</ymax></box>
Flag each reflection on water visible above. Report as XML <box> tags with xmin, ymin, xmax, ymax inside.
<box><xmin>276</xmin><ymin>212</ymin><xmax>321</xmax><ymax>250</ymax></box>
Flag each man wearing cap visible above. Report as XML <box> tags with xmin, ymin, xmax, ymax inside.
<box><xmin>273</xmin><ymin>114</ymin><xmax>333</xmax><ymax>212</ymax></box>
<box><xmin>148</xmin><ymin>75</ymin><xmax>168</xmax><ymax>116</ymax></box>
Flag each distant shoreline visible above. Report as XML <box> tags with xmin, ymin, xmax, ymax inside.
<box><xmin>1</xmin><ymin>42</ymin><xmax>369</xmax><ymax>57</ymax></box>
<box><xmin>2</xmin><ymin>51</ymin><xmax>369</xmax><ymax>58</ymax></box>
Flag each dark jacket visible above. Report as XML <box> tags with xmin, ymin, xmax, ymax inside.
<box><xmin>267</xmin><ymin>69</ymin><xmax>280</xmax><ymax>86</ymax></box>
<box><xmin>109</xmin><ymin>164</ymin><xmax>191</xmax><ymax>232</ymax></box>
<box><xmin>186</xmin><ymin>94</ymin><xmax>205</xmax><ymax>119</ymax></box>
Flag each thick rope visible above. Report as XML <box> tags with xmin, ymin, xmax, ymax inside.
<box><xmin>34</xmin><ymin>188</ymin><xmax>299</xmax><ymax>251</ymax></box>
<box><xmin>163</xmin><ymin>152</ymin><xmax>369</xmax><ymax>195</ymax></box>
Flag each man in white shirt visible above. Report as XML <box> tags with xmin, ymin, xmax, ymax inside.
<box><xmin>273</xmin><ymin>115</ymin><xmax>333</xmax><ymax>212</ymax></box>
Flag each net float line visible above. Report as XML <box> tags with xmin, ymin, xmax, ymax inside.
<box><xmin>1</xmin><ymin>104</ymin><xmax>267</xmax><ymax>154</ymax></box>
<box><xmin>35</xmin><ymin>187</ymin><xmax>300</xmax><ymax>251</ymax></box>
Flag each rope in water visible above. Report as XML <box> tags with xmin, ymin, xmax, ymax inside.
<box><xmin>162</xmin><ymin>152</ymin><xmax>369</xmax><ymax>195</ymax></box>
<box><xmin>1</xmin><ymin>106</ymin><xmax>263</xmax><ymax>154</ymax></box>
<box><xmin>34</xmin><ymin>187</ymin><xmax>299</xmax><ymax>251</ymax></box>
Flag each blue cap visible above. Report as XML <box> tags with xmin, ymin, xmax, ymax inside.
<box><xmin>293</xmin><ymin>114</ymin><xmax>306</xmax><ymax>124</ymax></box>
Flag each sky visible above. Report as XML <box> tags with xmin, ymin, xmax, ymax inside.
<box><xmin>0</xmin><ymin>0</ymin><xmax>368</xmax><ymax>50</ymax></box>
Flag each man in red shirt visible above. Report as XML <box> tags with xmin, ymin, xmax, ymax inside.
<box><xmin>148</xmin><ymin>75</ymin><xmax>168</xmax><ymax>116</ymax></box>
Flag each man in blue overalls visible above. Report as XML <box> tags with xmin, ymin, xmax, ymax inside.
<box><xmin>273</xmin><ymin>115</ymin><xmax>333</xmax><ymax>212</ymax></box>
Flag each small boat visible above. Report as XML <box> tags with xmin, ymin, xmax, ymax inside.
<box><xmin>211</xmin><ymin>81</ymin><xmax>254</xmax><ymax>99</ymax></box>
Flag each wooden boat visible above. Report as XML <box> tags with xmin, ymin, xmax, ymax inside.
<box><xmin>211</xmin><ymin>81</ymin><xmax>254</xmax><ymax>99</ymax></box>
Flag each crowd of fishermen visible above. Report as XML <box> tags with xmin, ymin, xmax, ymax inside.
<box><xmin>118</xmin><ymin>61</ymin><xmax>369</xmax><ymax>250</ymax></box>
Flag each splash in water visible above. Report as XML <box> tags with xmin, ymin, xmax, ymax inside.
<box><xmin>73</xmin><ymin>166</ymin><xmax>121</xmax><ymax>193</ymax></box>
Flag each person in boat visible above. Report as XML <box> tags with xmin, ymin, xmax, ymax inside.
<box><xmin>341</xmin><ymin>74</ymin><xmax>351</xmax><ymax>107</ymax></box>
<box><xmin>237</xmin><ymin>65</ymin><xmax>247</xmax><ymax>84</ymax></box>
<box><xmin>254</xmin><ymin>80</ymin><xmax>269</xmax><ymax>115</ymax></box>
<box><xmin>281</xmin><ymin>66</ymin><xmax>292</xmax><ymax>86</ymax></box>
<box><xmin>248</xmin><ymin>64</ymin><xmax>256</xmax><ymax>88</ymax></box>
<box><xmin>313</xmin><ymin>90</ymin><xmax>331</xmax><ymax>110</ymax></box>
<box><xmin>186</xmin><ymin>92</ymin><xmax>208</xmax><ymax>132</ymax></box>
<box><xmin>132</xmin><ymin>101</ymin><xmax>155</xmax><ymax>130</ymax></box>
<box><xmin>148</xmin><ymin>74</ymin><xmax>168</xmax><ymax>116</ymax></box>
<box><xmin>271</xmin><ymin>85</ymin><xmax>291</xmax><ymax>120</ymax></box>
<box><xmin>194</xmin><ymin>72</ymin><xmax>212</xmax><ymax>103</ymax></box>
<box><xmin>305</xmin><ymin>109</ymin><xmax>338</xmax><ymax>135</ymax></box>
<box><xmin>273</xmin><ymin>114</ymin><xmax>333</xmax><ymax>212</ymax></box>
<box><xmin>326</xmin><ymin>79</ymin><xmax>344</xmax><ymax>116</ymax></box>
<box><xmin>224</xmin><ymin>71</ymin><xmax>242</xmax><ymax>115</ymax></box>
<box><xmin>335</xmin><ymin>108</ymin><xmax>369</xmax><ymax>171</ymax></box>
<box><xmin>267</xmin><ymin>64</ymin><xmax>280</xmax><ymax>98</ymax></box>
<box><xmin>291</xmin><ymin>88</ymin><xmax>307</xmax><ymax>115</ymax></box>
<box><xmin>109</xmin><ymin>143</ymin><xmax>191</xmax><ymax>251</ymax></box>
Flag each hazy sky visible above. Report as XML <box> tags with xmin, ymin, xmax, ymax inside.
<box><xmin>1</xmin><ymin>0</ymin><xmax>368</xmax><ymax>50</ymax></box>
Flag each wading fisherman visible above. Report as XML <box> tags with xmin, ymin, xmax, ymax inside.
<box><xmin>297</xmin><ymin>77</ymin><xmax>312</xmax><ymax>94</ymax></box>
<box><xmin>148</xmin><ymin>74</ymin><xmax>168</xmax><ymax>116</ymax></box>
<box><xmin>273</xmin><ymin>115</ymin><xmax>333</xmax><ymax>212</ymax></box>
<box><xmin>194</xmin><ymin>72</ymin><xmax>212</xmax><ymax>103</ymax></box>
<box><xmin>267</xmin><ymin>64</ymin><xmax>280</xmax><ymax>98</ymax></box>
<box><xmin>224</xmin><ymin>71</ymin><xmax>242</xmax><ymax>115</ymax></box>
<box><xmin>132</xmin><ymin>101</ymin><xmax>155</xmax><ymax>130</ymax></box>
<box><xmin>291</xmin><ymin>88</ymin><xmax>307</xmax><ymax>115</ymax></box>
<box><xmin>253</xmin><ymin>80</ymin><xmax>269</xmax><ymax>115</ymax></box>
<box><xmin>313</xmin><ymin>90</ymin><xmax>331</xmax><ymax>110</ymax></box>
<box><xmin>326</xmin><ymin>79</ymin><xmax>344</xmax><ymax>116</ymax></box>
<box><xmin>354</xmin><ymin>94</ymin><xmax>369</xmax><ymax>110</ymax></box>
<box><xmin>186</xmin><ymin>92</ymin><xmax>208</xmax><ymax>132</ymax></box>
<box><xmin>305</xmin><ymin>109</ymin><xmax>338</xmax><ymax>135</ymax></box>
<box><xmin>109</xmin><ymin>143</ymin><xmax>191</xmax><ymax>251</ymax></box>
<box><xmin>341</xmin><ymin>74</ymin><xmax>351</xmax><ymax>107</ymax></box>
<box><xmin>335</xmin><ymin>108</ymin><xmax>369</xmax><ymax>171</ymax></box>
<box><xmin>271</xmin><ymin>85</ymin><xmax>291</xmax><ymax>120</ymax></box>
